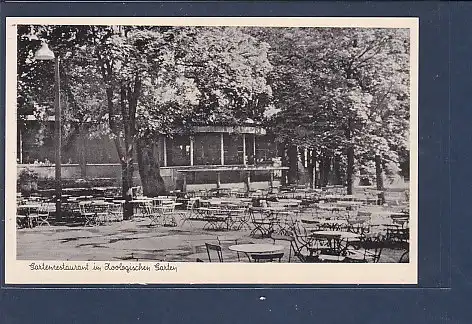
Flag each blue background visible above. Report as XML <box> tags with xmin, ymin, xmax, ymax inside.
<box><xmin>1</xmin><ymin>1</ymin><xmax>469</xmax><ymax>322</ymax></box>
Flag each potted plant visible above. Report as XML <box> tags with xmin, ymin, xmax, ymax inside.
<box><xmin>18</xmin><ymin>168</ymin><xmax>39</xmax><ymax>195</ymax></box>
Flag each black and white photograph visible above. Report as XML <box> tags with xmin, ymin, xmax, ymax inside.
<box><xmin>5</xmin><ymin>17</ymin><xmax>418</xmax><ymax>284</ymax></box>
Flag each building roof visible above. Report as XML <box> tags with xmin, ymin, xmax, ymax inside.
<box><xmin>20</xmin><ymin>115</ymin><xmax>268</xmax><ymax>135</ymax></box>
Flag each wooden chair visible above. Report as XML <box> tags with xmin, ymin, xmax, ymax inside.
<box><xmin>180</xmin><ymin>198</ymin><xmax>199</xmax><ymax>227</ymax></box>
<box><xmin>145</xmin><ymin>206</ymin><xmax>164</xmax><ymax>226</ymax></box>
<box><xmin>79</xmin><ymin>202</ymin><xmax>99</xmax><ymax>226</ymax></box>
<box><xmin>160</xmin><ymin>201</ymin><xmax>177</xmax><ymax>227</ymax></box>
<box><xmin>345</xmin><ymin>234</ymin><xmax>383</xmax><ymax>263</ymax></box>
<box><xmin>270</xmin><ymin>233</ymin><xmax>296</xmax><ymax>262</ymax></box>
<box><xmin>249</xmin><ymin>208</ymin><xmax>275</xmax><ymax>238</ymax></box>
<box><xmin>91</xmin><ymin>202</ymin><xmax>110</xmax><ymax>225</ymax></box>
<box><xmin>35</xmin><ymin>203</ymin><xmax>55</xmax><ymax>226</ymax></box>
<box><xmin>288</xmin><ymin>226</ymin><xmax>318</xmax><ymax>263</ymax></box>
<box><xmin>108</xmin><ymin>202</ymin><xmax>124</xmax><ymax>222</ymax></box>
<box><xmin>347</xmin><ymin>219</ymin><xmax>369</xmax><ymax>235</ymax></box>
<box><xmin>399</xmin><ymin>250</ymin><xmax>409</xmax><ymax>263</ymax></box>
<box><xmin>205</xmin><ymin>243</ymin><xmax>223</xmax><ymax>262</ymax></box>
<box><xmin>386</xmin><ymin>227</ymin><xmax>409</xmax><ymax>247</ymax></box>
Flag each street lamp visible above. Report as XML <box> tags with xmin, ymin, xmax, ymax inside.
<box><xmin>34</xmin><ymin>42</ymin><xmax>62</xmax><ymax>220</ymax></box>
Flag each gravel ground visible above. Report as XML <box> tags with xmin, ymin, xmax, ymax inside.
<box><xmin>17</xmin><ymin>210</ymin><xmax>408</xmax><ymax>263</ymax></box>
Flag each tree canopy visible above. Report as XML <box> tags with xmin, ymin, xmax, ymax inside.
<box><xmin>17</xmin><ymin>24</ymin><xmax>410</xmax><ymax>196</ymax></box>
<box><xmin>253</xmin><ymin>27</ymin><xmax>410</xmax><ymax>190</ymax></box>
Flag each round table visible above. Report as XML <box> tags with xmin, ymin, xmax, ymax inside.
<box><xmin>336</xmin><ymin>201</ymin><xmax>364</xmax><ymax>207</ymax></box>
<box><xmin>228</xmin><ymin>244</ymin><xmax>284</xmax><ymax>254</ymax></box>
<box><xmin>300</xmin><ymin>217</ymin><xmax>320</xmax><ymax>224</ymax></box>
<box><xmin>131</xmin><ymin>198</ymin><xmax>153</xmax><ymax>203</ymax></box>
<box><xmin>311</xmin><ymin>231</ymin><xmax>361</xmax><ymax>240</ymax></box>
<box><xmin>319</xmin><ymin>219</ymin><xmax>349</xmax><ymax>225</ymax></box>
<box><xmin>258</xmin><ymin>206</ymin><xmax>287</xmax><ymax>212</ymax></box>
<box><xmin>229</xmin><ymin>244</ymin><xmax>285</xmax><ymax>262</ymax></box>
<box><xmin>317</xmin><ymin>205</ymin><xmax>345</xmax><ymax>211</ymax></box>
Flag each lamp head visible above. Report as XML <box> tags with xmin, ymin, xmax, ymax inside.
<box><xmin>34</xmin><ymin>42</ymin><xmax>55</xmax><ymax>60</ymax></box>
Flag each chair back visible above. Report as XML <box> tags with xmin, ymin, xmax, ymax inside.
<box><xmin>356</xmin><ymin>211</ymin><xmax>372</xmax><ymax>221</ymax></box>
<box><xmin>186</xmin><ymin>198</ymin><xmax>198</xmax><ymax>210</ymax></box>
<box><xmin>249</xmin><ymin>207</ymin><xmax>268</xmax><ymax>222</ymax></box>
<box><xmin>205</xmin><ymin>243</ymin><xmax>223</xmax><ymax>262</ymax></box>
<box><xmin>109</xmin><ymin>202</ymin><xmax>124</xmax><ymax>221</ymax></box>
<box><xmin>399</xmin><ymin>251</ymin><xmax>409</xmax><ymax>263</ymax></box>
<box><xmin>160</xmin><ymin>200</ymin><xmax>175</xmax><ymax>213</ymax></box>
<box><xmin>357</xmin><ymin>235</ymin><xmax>384</xmax><ymax>263</ymax></box>
<box><xmin>287</xmin><ymin>226</ymin><xmax>315</xmax><ymax>262</ymax></box>
<box><xmin>90</xmin><ymin>202</ymin><xmax>109</xmax><ymax>214</ymax></box>
<box><xmin>38</xmin><ymin>202</ymin><xmax>55</xmax><ymax>214</ymax></box>
<box><xmin>79</xmin><ymin>201</ymin><xmax>92</xmax><ymax>215</ymax></box>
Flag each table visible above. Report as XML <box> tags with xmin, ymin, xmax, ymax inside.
<box><xmin>197</xmin><ymin>208</ymin><xmax>232</xmax><ymax>230</ymax></box>
<box><xmin>371</xmin><ymin>210</ymin><xmax>407</xmax><ymax>217</ymax></box>
<box><xmin>300</xmin><ymin>217</ymin><xmax>320</xmax><ymax>225</ymax></box>
<box><xmin>316</xmin><ymin>205</ymin><xmax>345</xmax><ymax>211</ymax></box>
<box><xmin>258</xmin><ymin>206</ymin><xmax>287</xmax><ymax>213</ymax></box>
<box><xmin>131</xmin><ymin>198</ymin><xmax>153</xmax><ymax>203</ymax></box>
<box><xmin>390</xmin><ymin>213</ymin><xmax>409</xmax><ymax>227</ymax></box>
<box><xmin>274</xmin><ymin>199</ymin><xmax>302</xmax><ymax>207</ymax></box>
<box><xmin>311</xmin><ymin>230</ymin><xmax>360</xmax><ymax>240</ymax></box>
<box><xmin>228</xmin><ymin>244</ymin><xmax>284</xmax><ymax>262</ymax></box>
<box><xmin>336</xmin><ymin>201</ymin><xmax>364</xmax><ymax>208</ymax></box>
<box><xmin>323</xmin><ymin>194</ymin><xmax>356</xmax><ymax>202</ymax></box>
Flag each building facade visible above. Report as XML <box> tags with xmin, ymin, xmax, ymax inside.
<box><xmin>17</xmin><ymin>119</ymin><xmax>284</xmax><ymax>192</ymax></box>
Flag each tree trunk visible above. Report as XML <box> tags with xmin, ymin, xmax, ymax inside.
<box><xmin>346</xmin><ymin>147</ymin><xmax>354</xmax><ymax>195</ymax></box>
<box><xmin>307</xmin><ymin>149</ymin><xmax>314</xmax><ymax>189</ymax></box>
<box><xmin>136</xmin><ymin>137</ymin><xmax>167</xmax><ymax>197</ymax></box>
<box><xmin>334</xmin><ymin>155</ymin><xmax>342</xmax><ymax>185</ymax></box>
<box><xmin>375</xmin><ymin>154</ymin><xmax>385</xmax><ymax>204</ymax></box>
<box><xmin>99</xmin><ymin>50</ymin><xmax>142</xmax><ymax>220</ymax></box>
<box><xmin>320</xmin><ymin>152</ymin><xmax>331</xmax><ymax>188</ymax></box>
<box><xmin>121</xmin><ymin>158</ymin><xmax>134</xmax><ymax>220</ymax></box>
<box><xmin>318</xmin><ymin>153</ymin><xmax>324</xmax><ymax>188</ymax></box>
<box><xmin>78</xmin><ymin>125</ymin><xmax>87</xmax><ymax>178</ymax></box>
<box><xmin>280</xmin><ymin>142</ymin><xmax>288</xmax><ymax>187</ymax></box>
<box><xmin>287</xmin><ymin>145</ymin><xmax>298</xmax><ymax>185</ymax></box>
<box><xmin>345</xmin><ymin>117</ymin><xmax>355</xmax><ymax>195</ymax></box>
<box><xmin>312</xmin><ymin>149</ymin><xmax>318</xmax><ymax>189</ymax></box>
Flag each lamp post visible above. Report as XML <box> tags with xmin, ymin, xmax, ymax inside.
<box><xmin>34</xmin><ymin>42</ymin><xmax>62</xmax><ymax>219</ymax></box>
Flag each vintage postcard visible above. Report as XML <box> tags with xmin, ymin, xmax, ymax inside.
<box><xmin>5</xmin><ymin>17</ymin><xmax>418</xmax><ymax>284</ymax></box>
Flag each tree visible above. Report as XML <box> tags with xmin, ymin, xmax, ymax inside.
<box><xmin>18</xmin><ymin>25</ymin><xmax>274</xmax><ymax>214</ymax></box>
<box><xmin>134</xmin><ymin>26</ymin><xmax>273</xmax><ymax>196</ymax></box>
<box><xmin>255</xmin><ymin>27</ymin><xmax>410</xmax><ymax>194</ymax></box>
<box><xmin>17</xmin><ymin>25</ymin><xmax>108</xmax><ymax>170</ymax></box>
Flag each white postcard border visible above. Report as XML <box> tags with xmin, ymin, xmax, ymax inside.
<box><xmin>5</xmin><ymin>16</ymin><xmax>418</xmax><ymax>285</ymax></box>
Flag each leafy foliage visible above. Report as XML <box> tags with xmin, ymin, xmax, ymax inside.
<box><xmin>18</xmin><ymin>25</ymin><xmax>409</xmax><ymax>194</ymax></box>
<box><xmin>255</xmin><ymin>27</ymin><xmax>410</xmax><ymax>173</ymax></box>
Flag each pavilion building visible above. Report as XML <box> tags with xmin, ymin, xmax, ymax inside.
<box><xmin>17</xmin><ymin>117</ymin><xmax>286</xmax><ymax>193</ymax></box>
